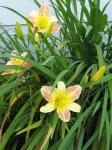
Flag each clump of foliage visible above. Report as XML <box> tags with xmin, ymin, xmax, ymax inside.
<box><xmin>0</xmin><ymin>0</ymin><xmax>112</xmax><ymax>149</ymax></box>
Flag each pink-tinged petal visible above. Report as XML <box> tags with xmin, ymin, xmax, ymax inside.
<box><xmin>66</xmin><ymin>85</ymin><xmax>82</xmax><ymax>101</ymax></box>
<box><xmin>41</xmin><ymin>86</ymin><xmax>52</xmax><ymax>102</ymax></box>
<box><xmin>52</xmin><ymin>23</ymin><xmax>60</xmax><ymax>32</ymax></box>
<box><xmin>11</xmin><ymin>50</ymin><xmax>18</xmax><ymax>57</ymax></box>
<box><xmin>57</xmin><ymin>110</ymin><xmax>70</xmax><ymax>122</ymax></box>
<box><xmin>1</xmin><ymin>70</ymin><xmax>15</xmax><ymax>75</ymax></box>
<box><xmin>67</xmin><ymin>102</ymin><xmax>81</xmax><ymax>113</ymax></box>
<box><xmin>39</xmin><ymin>3</ymin><xmax>50</xmax><ymax>16</ymax></box>
<box><xmin>40</xmin><ymin>103</ymin><xmax>55</xmax><ymax>113</ymax></box>
<box><xmin>27</xmin><ymin>16</ymin><xmax>35</xmax><ymax>24</ymax></box>
<box><xmin>27</xmin><ymin>10</ymin><xmax>38</xmax><ymax>24</ymax></box>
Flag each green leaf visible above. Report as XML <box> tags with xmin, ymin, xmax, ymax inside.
<box><xmin>0</xmin><ymin>79</ymin><xmax>23</xmax><ymax>96</ymax></box>
<box><xmin>31</xmin><ymin>61</ymin><xmax>57</xmax><ymax>79</ymax></box>
<box><xmin>16</xmin><ymin>120</ymin><xmax>42</xmax><ymax>135</ymax></box>
<box><xmin>85</xmin><ymin>25</ymin><xmax>93</xmax><ymax>37</ymax></box>
<box><xmin>82</xmin><ymin>130</ymin><xmax>99</xmax><ymax>150</ymax></box>
<box><xmin>0</xmin><ymin>102</ymin><xmax>29</xmax><ymax>150</ymax></box>
<box><xmin>58</xmin><ymin>104</ymin><xmax>95</xmax><ymax>149</ymax></box>
<box><xmin>95</xmin><ymin>44</ymin><xmax>103</xmax><ymax>67</ymax></box>
<box><xmin>77</xmin><ymin>128</ymin><xmax>85</xmax><ymax>150</ymax></box>
<box><xmin>99</xmin><ymin>88</ymin><xmax>108</xmax><ymax>139</ymax></box>
<box><xmin>67</xmin><ymin>62</ymin><xmax>86</xmax><ymax>86</ymax></box>
<box><xmin>27</xmin><ymin>127</ymin><xmax>46</xmax><ymax>150</ymax></box>
<box><xmin>105</xmin><ymin>112</ymin><xmax>111</xmax><ymax>150</ymax></box>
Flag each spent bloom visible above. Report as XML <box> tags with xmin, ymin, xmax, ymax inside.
<box><xmin>2</xmin><ymin>51</ymin><xmax>30</xmax><ymax>75</ymax></box>
<box><xmin>28</xmin><ymin>3</ymin><xmax>60</xmax><ymax>33</ymax></box>
<box><xmin>40</xmin><ymin>81</ymin><xmax>82</xmax><ymax>122</ymax></box>
<box><xmin>92</xmin><ymin>65</ymin><xmax>105</xmax><ymax>82</ymax></box>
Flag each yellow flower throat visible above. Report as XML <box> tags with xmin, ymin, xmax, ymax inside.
<box><xmin>35</xmin><ymin>15</ymin><xmax>51</xmax><ymax>30</ymax></box>
<box><xmin>11</xmin><ymin>58</ymin><xmax>24</xmax><ymax>66</ymax></box>
<box><xmin>51</xmin><ymin>89</ymin><xmax>72</xmax><ymax>112</ymax></box>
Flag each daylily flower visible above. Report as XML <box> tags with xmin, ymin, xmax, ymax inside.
<box><xmin>92</xmin><ymin>65</ymin><xmax>105</xmax><ymax>82</ymax></box>
<box><xmin>40</xmin><ymin>81</ymin><xmax>82</xmax><ymax>122</ymax></box>
<box><xmin>28</xmin><ymin>3</ymin><xmax>60</xmax><ymax>33</ymax></box>
<box><xmin>2</xmin><ymin>51</ymin><xmax>30</xmax><ymax>75</ymax></box>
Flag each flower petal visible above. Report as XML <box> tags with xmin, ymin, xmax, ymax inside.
<box><xmin>11</xmin><ymin>50</ymin><xmax>18</xmax><ymax>57</ymax></box>
<box><xmin>22</xmin><ymin>62</ymin><xmax>30</xmax><ymax>68</ymax></box>
<box><xmin>30</xmin><ymin>10</ymin><xmax>38</xmax><ymax>17</ymax></box>
<box><xmin>52</xmin><ymin>23</ymin><xmax>60</xmax><ymax>32</ymax></box>
<box><xmin>6</xmin><ymin>60</ymin><xmax>13</xmax><ymax>65</ymax></box>
<box><xmin>66</xmin><ymin>85</ymin><xmax>82</xmax><ymax>101</ymax></box>
<box><xmin>41</xmin><ymin>86</ymin><xmax>52</xmax><ymax>102</ymax></box>
<box><xmin>39</xmin><ymin>3</ymin><xmax>50</xmax><ymax>16</ymax></box>
<box><xmin>1</xmin><ymin>70</ymin><xmax>15</xmax><ymax>75</ymax></box>
<box><xmin>57</xmin><ymin>110</ymin><xmax>70</xmax><ymax>122</ymax></box>
<box><xmin>67</xmin><ymin>102</ymin><xmax>81</xmax><ymax>112</ymax></box>
<box><xmin>28</xmin><ymin>10</ymin><xmax>38</xmax><ymax>24</ymax></box>
<box><xmin>57</xmin><ymin>81</ymin><xmax>66</xmax><ymax>90</ymax></box>
<box><xmin>27</xmin><ymin>16</ymin><xmax>35</xmax><ymax>24</ymax></box>
<box><xmin>21</xmin><ymin>52</ymin><xmax>27</xmax><ymax>57</ymax></box>
<box><xmin>50</xmin><ymin>16</ymin><xmax>58</xmax><ymax>23</ymax></box>
<box><xmin>40</xmin><ymin>103</ymin><xmax>55</xmax><ymax>113</ymax></box>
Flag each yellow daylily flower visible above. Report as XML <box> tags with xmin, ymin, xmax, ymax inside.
<box><xmin>92</xmin><ymin>65</ymin><xmax>105</xmax><ymax>82</ymax></box>
<box><xmin>40</xmin><ymin>81</ymin><xmax>82</xmax><ymax>122</ymax></box>
<box><xmin>2</xmin><ymin>51</ymin><xmax>30</xmax><ymax>75</ymax></box>
<box><xmin>28</xmin><ymin>3</ymin><xmax>60</xmax><ymax>33</ymax></box>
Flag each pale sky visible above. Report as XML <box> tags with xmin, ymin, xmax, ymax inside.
<box><xmin>0</xmin><ymin>0</ymin><xmax>112</xmax><ymax>25</ymax></box>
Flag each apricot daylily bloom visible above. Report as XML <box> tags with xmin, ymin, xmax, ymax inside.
<box><xmin>28</xmin><ymin>3</ymin><xmax>60</xmax><ymax>33</ymax></box>
<box><xmin>2</xmin><ymin>51</ymin><xmax>30</xmax><ymax>75</ymax></box>
<box><xmin>92</xmin><ymin>65</ymin><xmax>105</xmax><ymax>82</ymax></box>
<box><xmin>40</xmin><ymin>81</ymin><xmax>82</xmax><ymax>122</ymax></box>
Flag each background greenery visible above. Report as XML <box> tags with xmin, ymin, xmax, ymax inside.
<box><xmin>0</xmin><ymin>0</ymin><xmax>112</xmax><ymax>149</ymax></box>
